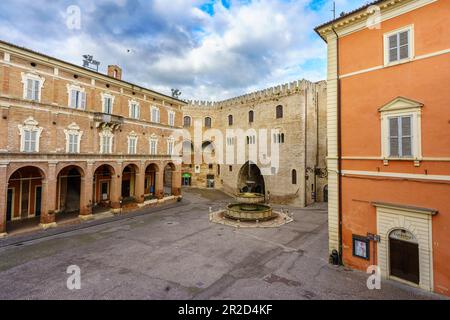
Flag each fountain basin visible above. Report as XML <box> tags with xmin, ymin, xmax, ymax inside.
<box><xmin>225</xmin><ymin>203</ymin><xmax>275</xmax><ymax>221</ymax></box>
<box><xmin>236</xmin><ymin>193</ymin><xmax>265</xmax><ymax>204</ymax></box>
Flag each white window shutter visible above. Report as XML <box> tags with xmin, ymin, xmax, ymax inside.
<box><xmin>401</xmin><ymin>116</ymin><xmax>412</xmax><ymax>156</ymax></box>
<box><xmin>399</xmin><ymin>31</ymin><xmax>409</xmax><ymax>60</ymax></box>
<box><xmin>26</xmin><ymin>79</ymin><xmax>33</xmax><ymax>99</ymax></box>
<box><xmin>33</xmin><ymin>80</ymin><xmax>40</xmax><ymax>101</ymax></box>
<box><xmin>80</xmin><ymin>92</ymin><xmax>86</xmax><ymax>109</ymax></box>
<box><xmin>389</xmin><ymin>118</ymin><xmax>399</xmax><ymax>157</ymax></box>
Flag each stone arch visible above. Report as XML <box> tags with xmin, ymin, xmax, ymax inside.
<box><xmin>121</xmin><ymin>163</ymin><xmax>139</xmax><ymax>201</ymax></box>
<box><xmin>56</xmin><ymin>165</ymin><xmax>85</xmax><ymax>217</ymax></box>
<box><xmin>144</xmin><ymin>162</ymin><xmax>160</xmax><ymax>198</ymax></box>
<box><xmin>93</xmin><ymin>164</ymin><xmax>116</xmax><ymax>209</ymax></box>
<box><xmin>163</xmin><ymin>162</ymin><xmax>177</xmax><ymax>196</ymax></box>
<box><xmin>238</xmin><ymin>161</ymin><xmax>265</xmax><ymax>195</ymax></box>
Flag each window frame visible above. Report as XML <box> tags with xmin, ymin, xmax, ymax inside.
<box><xmin>151</xmin><ymin>106</ymin><xmax>161</xmax><ymax>123</ymax></box>
<box><xmin>383</xmin><ymin>25</ymin><xmax>414</xmax><ymax>67</ymax></box>
<box><xmin>168</xmin><ymin>111</ymin><xmax>176</xmax><ymax>127</ymax></box>
<box><xmin>101</xmin><ymin>93</ymin><xmax>115</xmax><ymax>115</ymax></box>
<box><xmin>18</xmin><ymin>117</ymin><xmax>43</xmax><ymax>153</ymax></box>
<box><xmin>99</xmin><ymin>127</ymin><xmax>114</xmax><ymax>154</ymax></box>
<box><xmin>21</xmin><ymin>73</ymin><xmax>45</xmax><ymax>102</ymax></box>
<box><xmin>167</xmin><ymin>137</ymin><xmax>175</xmax><ymax>156</ymax></box>
<box><xmin>129</xmin><ymin>100</ymin><xmax>140</xmax><ymax>120</ymax></box>
<box><xmin>64</xmin><ymin>123</ymin><xmax>83</xmax><ymax>154</ymax></box>
<box><xmin>276</xmin><ymin>105</ymin><xmax>283</xmax><ymax>119</ymax></box>
<box><xmin>67</xmin><ymin>84</ymin><xmax>86</xmax><ymax>110</ymax></box>
<box><xmin>205</xmin><ymin>117</ymin><xmax>212</xmax><ymax>128</ymax></box>
<box><xmin>228</xmin><ymin>115</ymin><xmax>233</xmax><ymax>126</ymax></box>
<box><xmin>127</xmin><ymin>132</ymin><xmax>138</xmax><ymax>155</ymax></box>
<box><xmin>183</xmin><ymin>116</ymin><xmax>192</xmax><ymax>128</ymax></box>
<box><xmin>149</xmin><ymin>135</ymin><xmax>158</xmax><ymax>155</ymax></box>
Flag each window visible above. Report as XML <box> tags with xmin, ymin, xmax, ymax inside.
<box><xmin>227</xmin><ymin>137</ymin><xmax>235</xmax><ymax>146</ymax></box>
<box><xmin>99</xmin><ymin>127</ymin><xmax>114</xmax><ymax>154</ymax></box>
<box><xmin>208</xmin><ymin>164</ymin><xmax>213</xmax><ymax>170</ymax></box>
<box><xmin>128</xmin><ymin>132</ymin><xmax>138</xmax><ymax>155</ymax></box>
<box><xmin>21</xmin><ymin>73</ymin><xmax>45</xmax><ymax>102</ymax></box>
<box><xmin>151</xmin><ymin>107</ymin><xmax>160</xmax><ymax>123</ymax></box>
<box><xmin>18</xmin><ymin>117</ymin><xmax>43</xmax><ymax>153</ymax></box>
<box><xmin>276</xmin><ymin>105</ymin><xmax>283</xmax><ymax>119</ymax></box>
<box><xmin>168</xmin><ymin>111</ymin><xmax>175</xmax><ymax>127</ymax></box>
<box><xmin>150</xmin><ymin>135</ymin><xmax>158</xmax><ymax>155</ymax></box>
<box><xmin>379</xmin><ymin>97</ymin><xmax>422</xmax><ymax>160</ymax></box>
<box><xmin>384</xmin><ymin>26</ymin><xmax>413</xmax><ymax>65</ymax></box>
<box><xmin>247</xmin><ymin>136</ymin><xmax>256</xmax><ymax>145</ymax></box>
<box><xmin>292</xmin><ymin>169</ymin><xmax>297</xmax><ymax>185</ymax></box>
<box><xmin>68</xmin><ymin>85</ymin><xmax>86</xmax><ymax>110</ymax></box>
<box><xmin>228</xmin><ymin>115</ymin><xmax>233</xmax><ymax>126</ymax></box>
<box><xmin>167</xmin><ymin>138</ymin><xmax>175</xmax><ymax>155</ymax></box>
<box><xmin>249</xmin><ymin>110</ymin><xmax>254</xmax><ymax>123</ymax></box>
<box><xmin>389</xmin><ymin>116</ymin><xmax>412</xmax><ymax>157</ymax></box>
<box><xmin>184</xmin><ymin>116</ymin><xmax>191</xmax><ymax>128</ymax></box>
<box><xmin>273</xmin><ymin>133</ymin><xmax>285</xmax><ymax>144</ymax></box>
<box><xmin>64</xmin><ymin>123</ymin><xmax>83</xmax><ymax>154</ymax></box>
<box><xmin>129</xmin><ymin>101</ymin><xmax>140</xmax><ymax>119</ymax></box>
<box><xmin>101</xmin><ymin>93</ymin><xmax>115</xmax><ymax>114</ymax></box>
<box><xmin>229</xmin><ymin>166</ymin><xmax>233</xmax><ymax>172</ymax></box>
<box><xmin>205</xmin><ymin>117</ymin><xmax>212</xmax><ymax>128</ymax></box>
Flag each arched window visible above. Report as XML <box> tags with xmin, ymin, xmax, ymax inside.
<box><xmin>281</xmin><ymin>133</ymin><xmax>285</xmax><ymax>143</ymax></box>
<box><xmin>228</xmin><ymin>115</ymin><xmax>233</xmax><ymax>126</ymax></box>
<box><xmin>183</xmin><ymin>116</ymin><xmax>191</xmax><ymax>128</ymax></box>
<box><xmin>205</xmin><ymin>117</ymin><xmax>212</xmax><ymax>128</ymax></box>
<box><xmin>249</xmin><ymin>110</ymin><xmax>254</xmax><ymax>123</ymax></box>
<box><xmin>276</xmin><ymin>105</ymin><xmax>283</xmax><ymax>119</ymax></box>
<box><xmin>292</xmin><ymin>169</ymin><xmax>297</xmax><ymax>185</ymax></box>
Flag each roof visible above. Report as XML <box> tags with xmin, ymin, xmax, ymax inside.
<box><xmin>314</xmin><ymin>0</ymin><xmax>387</xmax><ymax>40</ymax></box>
<box><xmin>0</xmin><ymin>39</ymin><xmax>187</xmax><ymax>105</ymax></box>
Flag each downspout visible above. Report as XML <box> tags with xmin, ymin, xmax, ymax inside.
<box><xmin>332</xmin><ymin>27</ymin><xmax>343</xmax><ymax>265</ymax></box>
<box><xmin>304</xmin><ymin>89</ymin><xmax>308</xmax><ymax>207</ymax></box>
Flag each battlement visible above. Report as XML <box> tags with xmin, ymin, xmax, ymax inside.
<box><xmin>186</xmin><ymin>79</ymin><xmax>323</xmax><ymax>108</ymax></box>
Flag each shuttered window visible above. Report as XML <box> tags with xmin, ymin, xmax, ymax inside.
<box><xmin>26</xmin><ymin>79</ymin><xmax>40</xmax><ymax>101</ymax></box>
<box><xmin>68</xmin><ymin>133</ymin><xmax>79</xmax><ymax>153</ymax></box>
<box><xmin>24</xmin><ymin>130</ymin><xmax>38</xmax><ymax>152</ymax></box>
<box><xmin>388</xmin><ymin>30</ymin><xmax>410</xmax><ymax>63</ymax></box>
<box><xmin>389</xmin><ymin>116</ymin><xmax>412</xmax><ymax>157</ymax></box>
<box><xmin>103</xmin><ymin>97</ymin><xmax>112</xmax><ymax>114</ymax></box>
<box><xmin>70</xmin><ymin>90</ymin><xmax>86</xmax><ymax>110</ymax></box>
<box><xmin>128</xmin><ymin>137</ymin><xmax>137</xmax><ymax>155</ymax></box>
<box><xmin>151</xmin><ymin>107</ymin><xmax>160</xmax><ymax>123</ymax></box>
<box><xmin>101</xmin><ymin>136</ymin><xmax>112</xmax><ymax>154</ymax></box>
<box><xmin>130</xmin><ymin>103</ymin><xmax>140</xmax><ymax>119</ymax></box>
<box><xmin>150</xmin><ymin>140</ymin><xmax>158</xmax><ymax>155</ymax></box>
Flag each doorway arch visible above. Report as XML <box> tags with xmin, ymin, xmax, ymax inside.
<box><xmin>145</xmin><ymin>163</ymin><xmax>159</xmax><ymax>199</ymax></box>
<box><xmin>121</xmin><ymin>164</ymin><xmax>138</xmax><ymax>202</ymax></box>
<box><xmin>93</xmin><ymin>164</ymin><xmax>115</xmax><ymax>209</ymax></box>
<box><xmin>238</xmin><ymin>161</ymin><xmax>265</xmax><ymax>195</ymax></box>
<box><xmin>164</xmin><ymin>163</ymin><xmax>176</xmax><ymax>196</ymax></box>
<box><xmin>57</xmin><ymin>165</ymin><xmax>84</xmax><ymax>217</ymax></box>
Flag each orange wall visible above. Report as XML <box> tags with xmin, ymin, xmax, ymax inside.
<box><xmin>337</xmin><ymin>0</ymin><xmax>450</xmax><ymax>296</ymax></box>
<box><xmin>342</xmin><ymin>176</ymin><xmax>450</xmax><ymax>296</ymax></box>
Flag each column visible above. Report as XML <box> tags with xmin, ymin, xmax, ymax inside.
<box><xmin>155</xmin><ymin>167</ymin><xmax>164</xmax><ymax>199</ymax></box>
<box><xmin>79</xmin><ymin>162</ymin><xmax>94</xmax><ymax>219</ymax></box>
<box><xmin>135</xmin><ymin>162</ymin><xmax>145</xmax><ymax>204</ymax></box>
<box><xmin>40</xmin><ymin>162</ymin><xmax>57</xmax><ymax>229</ymax></box>
<box><xmin>172</xmin><ymin>167</ymin><xmax>182</xmax><ymax>197</ymax></box>
<box><xmin>0</xmin><ymin>164</ymin><xmax>8</xmax><ymax>237</ymax></box>
<box><xmin>110</xmin><ymin>163</ymin><xmax>122</xmax><ymax>211</ymax></box>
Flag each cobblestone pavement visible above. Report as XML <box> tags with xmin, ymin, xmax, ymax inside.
<box><xmin>0</xmin><ymin>188</ymin><xmax>443</xmax><ymax>300</ymax></box>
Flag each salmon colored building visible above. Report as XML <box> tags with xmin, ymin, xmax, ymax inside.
<box><xmin>316</xmin><ymin>0</ymin><xmax>449</xmax><ymax>295</ymax></box>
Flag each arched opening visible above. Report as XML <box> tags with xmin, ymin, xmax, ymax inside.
<box><xmin>389</xmin><ymin>229</ymin><xmax>420</xmax><ymax>285</ymax></box>
<box><xmin>145</xmin><ymin>163</ymin><xmax>158</xmax><ymax>200</ymax></box>
<box><xmin>276</xmin><ymin>105</ymin><xmax>283</xmax><ymax>119</ymax></box>
<box><xmin>122</xmin><ymin>164</ymin><xmax>138</xmax><ymax>203</ymax></box>
<box><xmin>57</xmin><ymin>166</ymin><xmax>83</xmax><ymax>221</ymax></box>
<box><xmin>205</xmin><ymin>117</ymin><xmax>212</xmax><ymax>128</ymax></box>
<box><xmin>228</xmin><ymin>115</ymin><xmax>233</xmax><ymax>126</ymax></box>
<box><xmin>93</xmin><ymin>165</ymin><xmax>115</xmax><ymax>211</ymax></box>
<box><xmin>182</xmin><ymin>140</ymin><xmax>194</xmax><ymax>165</ymax></box>
<box><xmin>249</xmin><ymin>110</ymin><xmax>254</xmax><ymax>123</ymax></box>
<box><xmin>238</xmin><ymin>161</ymin><xmax>265</xmax><ymax>195</ymax></box>
<box><xmin>202</xmin><ymin>141</ymin><xmax>215</xmax><ymax>164</ymax></box>
<box><xmin>183</xmin><ymin>116</ymin><xmax>191</xmax><ymax>128</ymax></box>
<box><xmin>292</xmin><ymin>169</ymin><xmax>297</xmax><ymax>185</ymax></box>
<box><xmin>6</xmin><ymin>166</ymin><xmax>44</xmax><ymax>233</ymax></box>
<box><xmin>323</xmin><ymin>185</ymin><xmax>328</xmax><ymax>202</ymax></box>
<box><xmin>164</xmin><ymin>163</ymin><xmax>176</xmax><ymax>196</ymax></box>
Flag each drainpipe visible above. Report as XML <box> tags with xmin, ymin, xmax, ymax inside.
<box><xmin>304</xmin><ymin>88</ymin><xmax>308</xmax><ymax>207</ymax></box>
<box><xmin>332</xmin><ymin>27</ymin><xmax>343</xmax><ymax>265</ymax></box>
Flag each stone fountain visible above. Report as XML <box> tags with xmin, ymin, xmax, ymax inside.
<box><xmin>225</xmin><ymin>193</ymin><xmax>276</xmax><ymax>221</ymax></box>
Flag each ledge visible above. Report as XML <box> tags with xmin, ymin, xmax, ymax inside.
<box><xmin>372</xmin><ymin>201</ymin><xmax>438</xmax><ymax>216</ymax></box>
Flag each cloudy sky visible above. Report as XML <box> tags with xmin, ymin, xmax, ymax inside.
<box><xmin>0</xmin><ymin>0</ymin><xmax>365</xmax><ymax>100</ymax></box>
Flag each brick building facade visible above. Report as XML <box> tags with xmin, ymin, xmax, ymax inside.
<box><xmin>0</xmin><ymin>40</ymin><xmax>185</xmax><ymax>236</ymax></box>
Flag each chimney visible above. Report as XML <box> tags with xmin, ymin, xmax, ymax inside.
<box><xmin>108</xmin><ymin>65</ymin><xmax>122</xmax><ymax>80</ymax></box>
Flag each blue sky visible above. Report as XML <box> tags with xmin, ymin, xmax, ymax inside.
<box><xmin>0</xmin><ymin>0</ymin><xmax>364</xmax><ymax>100</ymax></box>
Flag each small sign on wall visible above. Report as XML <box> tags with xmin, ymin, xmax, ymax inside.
<box><xmin>353</xmin><ymin>235</ymin><xmax>370</xmax><ymax>260</ymax></box>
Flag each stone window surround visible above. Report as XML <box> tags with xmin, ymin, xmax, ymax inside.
<box><xmin>167</xmin><ymin>136</ymin><xmax>175</xmax><ymax>155</ymax></box>
<box><xmin>149</xmin><ymin>134</ymin><xmax>158</xmax><ymax>155</ymax></box>
<box><xmin>21</xmin><ymin>72</ymin><xmax>45</xmax><ymax>102</ymax></box>
<box><xmin>379</xmin><ymin>97</ymin><xmax>423</xmax><ymax>164</ymax></box>
<box><xmin>128</xmin><ymin>100</ymin><xmax>140</xmax><ymax>120</ymax></box>
<box><xmin>168</xmin><ymin>110</ymin><xmax>176</xmax><ymax>127</ymax></box>
<box><xmin>67</xmin><ymin>83</ymin><xmax>86</xmax><ymax>110</ymax></box>
<box><xmin>99</xmin><ymin>127</ymin><xmax>114</xmax><ymax>154</ymax></box>
<box><xmin>383</xmin><ymin>24</ymin><xmax>415</xmax><ymax>67</ymax></box>
<box><xmin>101</xmin><ymin>92</ymin><xmax>116</xmax><ymax>114</ymax></box>
<box><xmin>127</xmin><ymin>131</ymin><xmax>139</xmax><ymax>155</ymax></box>
<box><xmin>151</xmin><ymin>106</ymin><xmax>161</xmax><ymax>123</ymax></box>
<box><xmin>64</xmin><ymin>122</ymin><xmax>83</xmax><ymax>154</ymax></box>
<box><xmin>18</xmin><ymin>117</ymin><xmax>43</xmax><ymax>153</ymax></box>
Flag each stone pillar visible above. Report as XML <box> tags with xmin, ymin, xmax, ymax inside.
<box><xmin>155</xmin><ymin>167</ymin><xmax>164</xmax><ymax>199</ymax></box>
<box><xmin>110</xmin><ymin>163</ymin><xmax>122</xmax><ymax>211</ymax></box>
<box><xmin>0</xmin><ymin>164</ymin><xmax>8</xmax><ymax>237</ymax></box>
<box><xmin>172</xmin><ymin>168</ymin><xmax>182</xmax><ymax>196</ymax></box>
<box><xmin>79</xmin><ymin>162</ymin><xmax>94</xmax><ymax>219</ymax></box>
<box><xmin>40</xmin><ymin>162</ymin><xmax>57</xmax><ymax>229</ymax></box>
<box><xmin>135</xmin><ymin>163</ymin><xmax>145</xmax><ymax>204</ymax></box>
